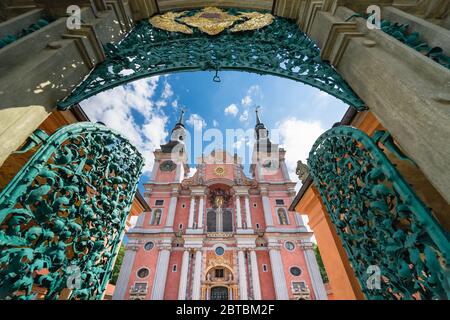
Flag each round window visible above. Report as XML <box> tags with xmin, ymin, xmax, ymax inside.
<box><xmin>215</xmin><ymin>246</ymin><xmax>225</xmax><ymax>256</ymax></box>
<box><xmin>290</xmin><ymin>266</ymin><xmax>302</xmax><ymax>276</ymax></box>
<box><xmin>285</xmin><ymin>241</ymin><xmax>295</xmax><ymax>251</ymax></box>
<box><xmin>144</xmin><ymin>241</ymin><xmax>154</xmax><ymax>251</ymax></box>
<box><xmin>137</xmin><ymin>268</ymin><xmax>149</xmax><ymax>278</ymax></box>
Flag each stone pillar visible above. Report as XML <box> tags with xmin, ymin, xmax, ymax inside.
<box><xmin>268</xmin><ymin>243</ymin><xmax>289</xmax><ymax>300</ymax></box>
<box><xmin>261</xmin><ymin>188</ymin><xmax>274</xmax><ymax>227</ymax></box>
<box><xmin>151</xmin><ymin>245</ymin><xmax>171</xmax><ymax>300</ymax></box>
<box><xmin>149</xmin><ymin>159</ymin><xmax>160</xmax><ymax>182</ymax></box>
<box><xmin>249</xmin><ymin>249</ymin><xmax>261</xmax><ymax>300</ymax></box>
<box><xmin>244</xmin><ymin>195</ymin><xmax>252</xmax><ymax>229</ymax></box>
<box><xmin>112</xmin><ymin>243</ymin><xmax>138</xmax><ymax>300</ymax></box>
<box><xmin>165</xmin><ymin>189</ymin><xmax>178</xmax><ymax>228</ymax></box>
<box><xmin>135</xmin><ymin>212</ymin><xmax>146</xmax><ymax>227</ymax></box>
<box><xmin>178</xmin><ymin>250</ymin><xmax>190</xmax><ymax>300</ymax></box>
<box><xmin>235</xmin><ymin>195</ymin><xmax>243</xmax><ymax>229</ymax></box>
<box><xmin>191</xmin><ymin>250</ymin><xmax>202</xmax><ymax>300</ymax></box>
<box><xmin>302</xmin><ymin>242</ymin><xmax>328</xmax><ymax>300</ymax></box>
<box><xmin>197</xmin><ymin>195</ymin><xmax>204</xmax><ymax>229</ymax></box>
<box><xmin>188</xmin><ymin>196</ymin><xmax>196</xmax><ymax>229</ymax></box>
<box><xmin>237</xmin><ymin>250</ymin><xmax>248</xmax><ymax>300</ymax></box>
<box><xmin>280</xmin><ymin>159</ymin><xmax>290</xmax><ymax>180</ymax></box>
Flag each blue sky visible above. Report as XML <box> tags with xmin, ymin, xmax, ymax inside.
<box><xmin>80</xmin><ymin>71</ymin><xmax>348</xmax><ymax>193</ymax></box>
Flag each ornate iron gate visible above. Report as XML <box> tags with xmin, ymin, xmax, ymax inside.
<box><xmin>0</xmin><ymin>123</ymin><xmax>143</xmax><ymax>300</ymax></box>
<box><xmin>308</xmin><ymin>126</ymin><xmax>450</xmax><ymax>300</ymax></box>
<box><xmin>57</xmin><ymin>8</ymin><xmax>364</xmax><ymax>110</ymax></box>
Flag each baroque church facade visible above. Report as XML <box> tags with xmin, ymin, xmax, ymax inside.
<box><xmin>113</xmin><ymin>111</ymin><xmax>327</xmax><ymax>300</ymax></box>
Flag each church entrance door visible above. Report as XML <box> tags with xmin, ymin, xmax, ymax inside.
<box><xmin>210</xmin><ymin>287</ymin><xmax>229</xmax><ymax>300</ymax></box>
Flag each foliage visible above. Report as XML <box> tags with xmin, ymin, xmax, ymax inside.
<box><xmin>110</xmin><ymin>245</ymin><xmax>125</xmax><ymax>285</ymax></box>
<box><xmin>313</xmin><ymin>244</ymin><xmax>329</xmax><ymax>283</ymax></box>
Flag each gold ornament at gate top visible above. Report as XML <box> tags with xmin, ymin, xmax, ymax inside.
<box><xmin>149</xmin><ymin>11</ymin><xmax>194</xmax><ymax>34</ymax></box>
<box><xmin>149</xmin><ymin>7</ymin><xmax>274</xmax><ymax>36</ymax></box>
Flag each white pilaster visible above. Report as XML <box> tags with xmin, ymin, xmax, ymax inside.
<box><xmin>268</xmin><ymin>244</ymin><xmax>289</xmax><ymax>300</ymax></box>
<box><xmin>112</xmin><ymin>244</ymin><xmax>138</xmax><ymax>300</ymax></box>
<box><xmin>151</xmin><ymin>246</ymin><xmax>171</xmax><ymax>300</ymax></box>
<box><xmin>280</xmin><ymin>159</ymin><xmax>290</xmax><ymax>181</ymax></box>
<box><xmin>149</xmin><ymin>159</ymin><xmax>160</xmax><ymax>182</ymax></box>
<box><xmin>249</xmin><ymin>249</ymin><xmax>261</xmax><ymax>300</ymax></box>
<box><xmin>261</xmin><ymin>189</ymin><xmax>274</xmax><ymax>227</ymax></box>
<box><xmin>191</xmin><ymin>250</ymin><xmax>202</xmax><ymax>300</ymax></box>
<box><xmin>244</xmin><ymin>195</ymin><xmax>252</xmax><ymax>229</ymax></box>
<box><xmin>136</xmin><ymin>212</ymin><xmax>146</xmax><ymax>227</ymax></box>
<box><xmin>165</xmin><ymin>190</ymin><xmax>178</xmax><ymax>228</ymax></box>
<box><xmin>303</xmin><ymin>242</ymin><xmax>328</xmax><ymax>300</ymax></box>
<box><xmin>197</xmin><ymin>195</ymin><xmax>204</xmax><ymax>229</ymax></box>
<box><xmin>238</xmin><ymin>250</ymin><xmax>248</xmax><ymax>300</ymax></box>
<box><xmin>188</xmin><ymin>196</ymin><xmax>195</xmax><ymax>228</ymax></box>
<box><xmin>235</xmin><ymin>195</ymin><xmax>243</xmax><ymax>229</ymax></box>
<box><xmin>178</xmin><ymin>250</ymin><xmax>190</xmax><ymax>300</ymax></box>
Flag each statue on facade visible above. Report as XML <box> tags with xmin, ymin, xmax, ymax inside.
<box><xmin>296</xmin><ymin>160</ymin><xmax>310</xmax><ymax>183</ymax></box>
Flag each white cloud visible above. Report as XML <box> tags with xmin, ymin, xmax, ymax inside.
<box><xmin>241</xmin><ymin>95</ymin><xmax>252</xmax><ymax>107</ymax></box>
<box><xmin>187</xmin><ymin>113</ymin><xmax>206</xmax><ymax>130</ymax></box>
<box><xmin>80</xmin><ymin>77</ymin><xmax>169</xmax><ymax>176</ymax></box>
<box><xmin>161</xmin><ymin>82</ymin><xmax>173</xmax><ymax>99</ymax></box>
<box><xmin>224</xmin><ymin>103</ymin><xmax>239</xmax><ymax>117</ymax></box>
<box><xmin>276</xmin><ymin>117</ymin><xmax>325</xmax><ymax>187</ymax></box>
<box><xmin>239</xmin><ymin>110</ymin><xmax>249</xmax><ymax>122</ymax></box>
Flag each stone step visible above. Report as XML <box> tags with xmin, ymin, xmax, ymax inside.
<box><xmin>0</xmin><ymin>8</ymin><xmax>45</xmax><ymax>38</ymax></box>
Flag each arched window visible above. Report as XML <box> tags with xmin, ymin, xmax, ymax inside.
<box><xmin>150</xmin><ymin>209</ymin><xmax>162</xmax><ymax>225</ymax></box>
<box><xmin>278</xmin><ymin>208</ymin><xmax>289</xmax><ymax>225</ymax></box>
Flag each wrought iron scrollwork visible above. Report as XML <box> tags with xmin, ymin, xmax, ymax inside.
<box><xmin>308</xmin><ymin>126</ymin><xmax>450</xmax><ymax>300</ymax></box>
<box><xmin>57</xmin><ymin>10</ymin><xmax>365</xmax><ymax>110</ymax></box>
<box><xmin>0</xmin><ymin>123</ymin><xmax>143</xmax><ymax>300</ymax></box>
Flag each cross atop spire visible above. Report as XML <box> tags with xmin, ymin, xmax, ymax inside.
<box><xmin>255</xmin><ymin>106</ymin><xmax>262</xmax><ymax>125</ymax></box>
<box><xmin>176</xmin><ymin>108</ymin><xmax>185</xmax><ymax>126</ymax></box>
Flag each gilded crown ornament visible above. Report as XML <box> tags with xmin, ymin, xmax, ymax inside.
<box><xmin>149</xmin><ymin>7</ymin><xmax>274</xmax><ymax>36</ymax></box>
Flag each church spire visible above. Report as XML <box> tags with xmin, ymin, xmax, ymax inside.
<box><xmin>161</xmin><ymin>109</ymin><xmax>187</xmax><ymax>153</ymax></box>
<box><xmin>254</xmin><ymin>106</ymin><xmax>271</xmax><ymax>152</ymax></box>
<box><xmin>255</xmin><ymin>106</ymin><xmax>262</xmax><ymax>125</ymax></box>
<box><xmin>254</xmin><ymin>106</ymin><xmax>267</xmax><ymax>136</ymax></box>
<box><xmin>176</xmin><ymin>109</ymin><xmax>185</xmax><ymax>127</ymax></box>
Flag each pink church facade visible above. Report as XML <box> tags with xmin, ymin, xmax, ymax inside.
<box><xmin>113</xmin><ymin>111</ymin><xmax>327</xmax><ymax>300</ymax></box>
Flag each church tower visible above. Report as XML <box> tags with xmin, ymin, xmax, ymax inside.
<box><xmin>113</xmin><ymin>109</ymin><xmax>328</xmax><ymax>301</ymax></box>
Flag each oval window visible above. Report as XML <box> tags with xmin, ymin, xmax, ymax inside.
<box><xmin>215</xmin><ymin>246</ymin><xmax>225</xmax><ymax>256</ymax></box>
<box><xmin>285</xmin><ymin>241</ymin><xmax>295</xmax><ymax>251</ymax></box>
<box><xmin>137</xmin><ymin>268</ymin><xmax>149</xmax><ymax>278</ymax></box>
<box><xmin>290</xmin><ymin>266</ymin><xmax>302</xmax><ymax>276</ymax></box>
<box><xmin>144</xmin><ymin>241</ymin><xmax>154</xmax><ymax>251</ymax></box>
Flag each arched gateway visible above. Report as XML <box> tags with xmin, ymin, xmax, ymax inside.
<box><xmin>0</xmin><ymin>0</ymin><xmax>449</xmax><ymax>300</ymax></box>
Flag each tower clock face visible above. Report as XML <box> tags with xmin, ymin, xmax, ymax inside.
<box><xmin>160</xmin><ymin>160</ymin><xmax>176</xmax><ymax>172</ymax></box>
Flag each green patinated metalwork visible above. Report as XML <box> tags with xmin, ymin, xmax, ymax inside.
<box><xmin>57</xmin><ymin>10</ymin><xmax>365</xmax><ymax>110</ymax></box>
<box><xmin>0</xmin><ymin>19</ymin><xmax>50</xmax><ymax>49</ymax></box>
<box><xmin>0</xmin><ymin>123</ymin><xmax>143</xmax><ymax>300</ymax></box>
<box><xmin>347</xmin><ymin>13</ymin><xmax>450</xmax><ymax>69</ymax></box>
<box><xmin>308</xmin><ymin>126</ymin><xmax>450</xmax><ymax>300</ymax></box>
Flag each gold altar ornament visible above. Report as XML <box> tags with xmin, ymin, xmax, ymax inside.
<box><xmin>149</xmin><ymin>7</ymin><xmax>274</xmax><ymax>36</ymax></box>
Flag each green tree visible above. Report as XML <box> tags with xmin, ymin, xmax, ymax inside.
<box><xmin>110</xmin><ymin>244</ymin><xmax>125</xmax><ymax>285</ymax></box>
<box><xmin>313</xmin><ymin>244</ymin><xmax>329</xmax><ymax>283</ymax></box>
